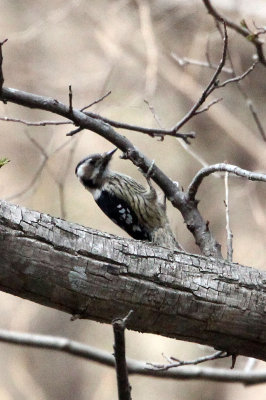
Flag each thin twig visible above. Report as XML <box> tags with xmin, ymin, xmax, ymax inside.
<box><xmin>149</xmin><ymin>350</ymin><xmax>229</xmax><ymax>371</ymax></box>
<box><xmin>112</xmin><ymin>311</ymin><xmax>133</xmax><ymax>400</ymax></box>
<box><xmin>188</xmin><ymin>163</ymin><xmax>266</xmax><ymax>201</ymax></box>
<box><xmin>66</xmin><ymin>126</ymin><xmax>83</xmax><ymax>136</ymax></box>
<box><xmin>195</xmin><ymin>97</ymin><xmax>223</xmax><ymax>115</ymax></box>
<box><xmin>217</xmin><ymin>62</ymin><xmax>258</xmax><ymax>88</ymax></box>
<box><xmin>0</xmin><ymin>38</ymin><xmax>8</xmax><ymax>95</ymax></box>
<box><xmin>171</xmin><ymin>21</ymin><xmax>228</xmax><ymax>133</ymax></box>
<box><xmin>80</xmin><ymin>90</ymin><xmax>112</xmax><ymax>112</ymax></box>
<box><xmin>171</xmin><ymin>53</ymin><xmax>233</xmax><ymax>74</ymax></box>
<box><xmin>224</xmin><ymin>172</ymin><xmax>233</xmax><ymax>262</ymax></box>
<box><xmin>68</xmin><ymin>85</ymin><xmax>73</xmax><ymax>113</ymax></box>
<box><xmin>215</xmin><ymin>22</ymin><xmax>266</xmax><ymax>142</ymax></box>
<box><xmin>66</xmin><ymin>25</ymin><xmax>255</xmax><ymax>144</ymax></box>
<box><xmin>83</xmin><ymin>110</ymin><xmax>195</xmax><ymax>142</ymax></box>
<box><xmin>0</xmin><ymin>116</ymin><xmax>72</xmax><ymax>126</ymax></box>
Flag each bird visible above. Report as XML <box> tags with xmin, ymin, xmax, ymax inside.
<box><xmin>75</xmin><ymin>148</ymin><xmax>181</xmax><ymax>250</ymax></box>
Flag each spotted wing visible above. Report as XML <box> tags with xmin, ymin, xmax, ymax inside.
<box><xmin>95</xmin><ymin>190</ymin><xmax>150</xmax><ymax>241</ymax></box>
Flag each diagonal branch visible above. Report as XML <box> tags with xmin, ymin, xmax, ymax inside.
<box><xmin>202</xmin><ymin>0</ymin><xmax>266</xmax><ymax>66</ymax></box>
<box><xmin>170</xmin><ymin>21</ymin><xmax>228</xmax><ymax>132</ymax></box>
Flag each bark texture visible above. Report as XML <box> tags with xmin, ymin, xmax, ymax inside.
<box><xmin>0</xmin><ymin>200</ymin><xmax>265</xmax><ymax>360</ymax></box>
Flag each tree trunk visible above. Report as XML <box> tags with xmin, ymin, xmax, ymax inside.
<box><xmin>0</xmin><ymin>200</ymin><xmax>265</xmax><ymax>361</ymax></box>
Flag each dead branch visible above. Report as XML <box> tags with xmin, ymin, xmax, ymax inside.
<box><xmin>112</xmin><ymin>311</ymin><xmax>133</xmax><ymax>400</ymax></box>
<box><xmin>171</xmin><ymin>53</ymin><xmax>233</xmax><ymax>74</ymax></box>
<box><xmin>0</xmin><ymin>116</ymin><xmax>72</xmax><ymax>126</ymax></box>
<box><xmin>0</xmin><ymin>200</ymin><xmax>266</xmax><ymax>361</ymax></box>
<box><xmin>0</xmin><ymin>328</ymin><xmax>265</xmax><ymax>385</ymax></box>
<box><xmin>149</xmin><ymin>350</ymin><xmax>229</xmax><ymax>370</ymax></box>
<box><xmin>187</xmin><ymin>163</ymin><xmax>266</xmax><ymax>201</ymax></box>
<box><xmin>80</xmin><ymin>90</ymin><xmax>111</xmax><ymax>111</ymax></box>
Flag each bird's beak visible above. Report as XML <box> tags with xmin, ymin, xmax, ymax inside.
<box><xmin>104</xmin><ymin>148</ymin><xmax>117</xmax><ymax>160</ymax></box>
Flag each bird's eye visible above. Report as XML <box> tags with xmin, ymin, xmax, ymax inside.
<box><xmin>89</xmin><ymin>159</ymin><xmax>96</xmax><ymax>166</ymax></box>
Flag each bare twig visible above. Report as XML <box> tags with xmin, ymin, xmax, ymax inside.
<box><xmin>194</xmin><ymin>98</ymin><xmax>223</xmax><ymax>115</ymax></box>
<box><xmin>80</xmin><ymin>90</ymin><xmax>112</xmax><ymax>112</ymax></box>
<box><xmin>188</xmin><ymin>163</ymin><xmax>266</xmax><ymax>201</ymax></box>
<box><xmin>83</xmin><ymin>110</ymin><xmax>195</xmax><ymax>142</ymax></box>
<box><xmin>0</xmin><ymin>328</ymin><xmax>266</xmax><ymax>385</ymax></box>
<box><xmin>215</xmin><ymin>22</ymin><xmax>266</xmax><ymax>142</ymax></box>
<box><xmin>171</xmin><ymin>21</ymin><xmax>228</xmax><ymax>133</ymax></box>
<box><xmin>68</xmin><ymin>85</ymin><xmax>73</xmax><ymax>113</ymax></box>
<box><xmin>202</xmin><ymin>0</ymin><xmax>266</xmax><ymax>66</ymax></box>
<box><xmin>66</xmin><ymin>126</ymin><xmax>83</xmax><ymax>136</ymax></box>
<box><xmin>0</xmin><ymin>39</ymin><xmax>8</xmax><ymax>94</ymax></box>
<box><xmin>112</xmin><ymin>311</ymin><xmax>133</xmax><ymax>400</ymax></box>
<box><xmin>67</xmin><ymin>24</ymin><xmax>255</xmax><ymax>144</ymax></box>
<box><xmin>224</xmin><ymin>172</ymin><xmax>233</xmax><ymax>262</ymax></box>
<box><xmin>149</xmin><ymin>350</ymin><xmax>229</xmax><ymax>371</ymax></box>
<box><xmin>0</xmin><ymin>116</ymin><xmax>72</xmax><ymax>126</ymax></box>
<box><xmin>217</xmin><ymin>62</ymin><xmax>258</xmax><ymax>88</ymax></box>
<box><xmin>171</xmin><ymin>52</ymin><xmax>233</xmax><ymax>74</ymax></box>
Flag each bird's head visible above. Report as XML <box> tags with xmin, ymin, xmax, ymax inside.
<box><xmin>75</xmin><ymin>148</ymin><xmax>117</xmax><ymax>189</ymax></box>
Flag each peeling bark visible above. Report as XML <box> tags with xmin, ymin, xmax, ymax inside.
<box><xmin>0</xmin><ymin>200</ymin><xmax>265</xmax><ymax>361</ymax></box>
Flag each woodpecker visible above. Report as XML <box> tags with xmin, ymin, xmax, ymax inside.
<box><xmin>75</xmin><ymin>148</ymin><xmax>181</xmax><ymax>249</ymax></box>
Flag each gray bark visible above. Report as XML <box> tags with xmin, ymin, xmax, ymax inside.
<box><xmin>0</xmin><ymin>200</ymin><xmax>265</xmax><ymax>361</ymax></box>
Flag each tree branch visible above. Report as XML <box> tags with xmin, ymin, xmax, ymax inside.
<box><xmin>0</xmin><ymin>200</ymin><xmax>266</xmax><ymax>361</ymax></box>
<box><xmin>149</xmin><ymin>350</ymin><xmax>229</xmax><ymax>370</ymax></box>
<box><xmin>202</xmin><ymin>0</ymin><xmax>266</xmax><ymax>66</ymax></box>
<box><xmin>188</xmin><ymin>163</ymin><xmax>266</xmax><ymax>201</ymax></box>
<box><xmin>113</xmin><ymin>312</ymin><xmax>133</xmax><ymax>400</ymax></box>
<box><xmin>0</xmin><ymin>328</ymin><xmax>266</xmax><ymax>385</ymax></box>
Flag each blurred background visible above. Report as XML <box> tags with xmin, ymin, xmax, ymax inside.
<box><xmin>0</xmin><ymin>0</ymin><xmax>266</xmax><ymax>399</ymax></box>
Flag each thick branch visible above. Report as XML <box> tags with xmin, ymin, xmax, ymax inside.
<box><xmin>0</xmin><ymin>200</ymin><xmax>266</xmax><ymax>361</ymax></box>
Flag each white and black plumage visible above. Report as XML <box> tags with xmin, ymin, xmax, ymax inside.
<box><xmin>75</xmin><ymin>148</ymin><xmax>180</xmax><ymax>249</ymax></box>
